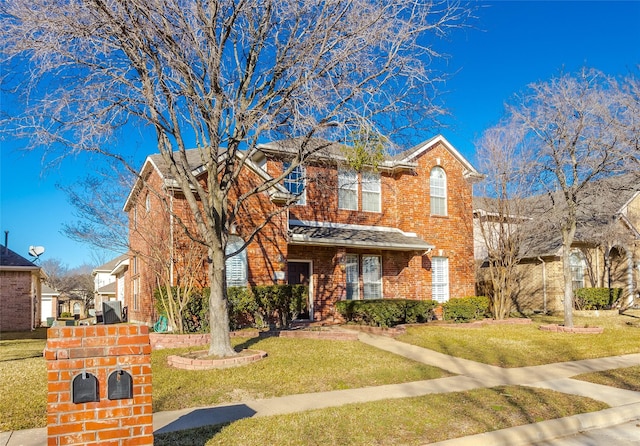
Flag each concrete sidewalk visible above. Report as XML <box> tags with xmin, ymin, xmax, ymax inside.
<box><xmin>2</xmin><ymin>333</ymin><xmax>639</xmax><ymax>445</ymax></box>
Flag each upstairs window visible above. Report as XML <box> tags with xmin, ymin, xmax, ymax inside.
<box><xmin>361</xmin><ymin>171</ymin><xmax>381</xmax><ymax>213</ymax></box>
<box><xmin>430</xmin><ymin>166</ymin><xmax>447</xmax><ymax>216</ymax></box>
<box><xmin>226</xmin><ymin>236</ymin><xmax>248</xmax><ymax>287</ymax></box>
<box><xmin>283</xmin><ymin>162</ymin><xmax>306</xmax><ymax>205</ymax></box>
<box><xmin>338</xmin><ymin>169</ymin><xmax>358</xmax><ymax>210</ymax></box>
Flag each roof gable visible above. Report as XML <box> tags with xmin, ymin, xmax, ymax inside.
<box><xmin>0</xmin><ymin>245</ymin><xmax>40</xmax><ymax>270</ymax></box>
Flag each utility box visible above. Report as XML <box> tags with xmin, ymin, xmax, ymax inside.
<box><xmin>45</xmin><ymin>325</ymin><xmax>153</xmax><ymax>445</ymax></box>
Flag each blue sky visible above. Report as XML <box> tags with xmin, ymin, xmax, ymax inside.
<box><xmin>1</xmin><ymin>0</ymin><xmax>639</xmax><ymax>269</ymax></box>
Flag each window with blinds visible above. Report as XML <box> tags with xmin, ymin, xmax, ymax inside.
<box><xmin>338</xmin><ymin>169</ymin><xmax>358</xmax><ymax>210</ymax></box>
<box><xmin>226</xmin><ymin>236</ymin><xmax>248</xmax><ymax>287</ymax></box>
<box><xmin>432</xmin><ymin>256</ymin><xmax>449</xmax><ymax>303</ymax></box>
<box><xmin>362</xmin><ymin>255</ymin><xmax>382</xmax><ymax>299</ymax></box>
<box><xmin>362</xmin><ymin>171</ymin><xmax>381</xmax><ymax>213</ymax></box>
<box><xmin>345</xmin><ymin>254</ymin><xmax>359</xmax><ymax>300</ymax></box>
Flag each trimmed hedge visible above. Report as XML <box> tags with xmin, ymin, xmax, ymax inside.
<box><xmin>574</xmin><ymin>287</ymin><xmax>623</xmax><ymax>310</ymax></box>
<box><xmin>154</xmin><ymin>284</ymin><xmax>309</xmax><ymax>332</ymax></box>
<box><xmin>336</xmin><ymin>299</ymin><xmax>437</xmax><ymax>327</ymax></box>
<box><xmin>442</xmin><ymin>296</ymin><xmax>490</xmax><ymax>323</ymax></box>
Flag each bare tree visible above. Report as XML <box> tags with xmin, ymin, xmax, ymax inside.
<box><xmin>474</xmin><ymin>123</ymin><xmax>530</xmax><ymax>319</ymax></box>
<box><xmin>2</xmin><ymin>0</ymin><xmax>473</xmax><ymax>356</ymax></box>
<box><xmin>60</xmin><ymin>161</ymin><xmax>133</xmax><ymax>255</ymax></box>
<box><xmin>487</xmin><ymin>68</ymin><xmax>638</xmax><ymax>327</ymax></box>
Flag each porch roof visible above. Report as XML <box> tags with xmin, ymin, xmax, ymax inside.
<box><xmin>288</xmin><ymin>221</ymin><xmax>434</xmax><ymax>252</ymax></box>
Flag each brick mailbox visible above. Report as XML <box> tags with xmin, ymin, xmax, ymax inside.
<box><xmin>45</xmin><ymin>325</ymin><xmax>153</xmax><ymax>446</ymax></box>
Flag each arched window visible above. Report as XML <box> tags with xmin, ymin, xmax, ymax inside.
<box><xmin>570</xmin><ymin>250</ymin><xmax>587</xmax><ymax>290</ymax></box>
<box><xmin>226</xmin><ymin>236</ymin><xmax>248</xmax><ymax>287</ymax></box>
<box><xmin>73</xmin><ymin>302</ymin><xmax>81</xmax><ymax>315</ymax></box>
<box><xmin>430</xmin><ymin>166</ymin><xmax>447</xmax><ymax>216</ymax></box>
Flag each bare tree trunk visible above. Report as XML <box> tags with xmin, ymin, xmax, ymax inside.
<box><xmin>208</xmin><ymin>244</ymin><xmax>235</xmax><ymax>357</ymax></box>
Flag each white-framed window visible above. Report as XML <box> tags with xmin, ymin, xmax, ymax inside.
<box><xmin>133</xmin><ymin>278</ymin><xmax>139</xmax><ymax>311</ymax></box>
<box><xmin>430</xmin><ymin>166</ymin><xmax>447</xmax><ymax>216</ymax></box>
<box><xmin>283</xmin><ymin>162</ymin><xmax>306</xmax><ymax>205</ymax></box>
<box><xmin>570</xmin><ymin>250</ymin><xmax>587</xmax><ymax>290</ymax></box>
<box><xmin>226</xmin><ymin>236</ymin><xmax>248</xmax><ymax>287</ymax></box>
<box><xmin>73</xmin><ymin>302</ymin><xmax>81</xmax><ymax>315</ymax></box>
<box><xmin>338</xmin><ymin>169</ymin><xmax>358</xmax><ymax>210</ymax></box>
<box><xmin>362</xmin><ymin>255</ymin><xmax>382</xmax><ymax>299</ymax></box>
<box><xmin>133</xmin><ymin>256</ymin><xmax>138</xmax><ymax>275</ymax></box>
<box><xmin>362</xmin><ymin>171</ymin><xmax>381</xmax><ymax>213</ymax></box>
<box><xmin>345</xmin><ymin>254</ymin><xmax>359</xmax><ymax>300</ymax></box>
<box><xmin>432</xmin><ymin>257</ymin><xmax>449</xmax><ymax>303</ymax></box>
<box><xmin>145</xmin><ymin>194</ymin><xmax>151</xmax><ymax>213</ymax></box>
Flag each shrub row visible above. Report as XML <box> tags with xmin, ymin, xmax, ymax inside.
<box><xmin>154</xmin><ymin>285</ymin><xmax>309</xmax><ymax>333</ymax></box>
<box><xmin>336</xmin><ymin>299</ymin><xmax>438</xmax><ymax>327</ymax></box>
<box><xmin>442</xmin><ymin>296</ymin><xmax>490</xmax><ymax>323</ymax></box>
<box><xmin>574</xmin><ymin>287</ymin><xmax>622</xmax><ymax>310</ymax></box>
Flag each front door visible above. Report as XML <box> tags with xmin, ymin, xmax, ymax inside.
<box><xmin>288</xmin><ymin>261</ymin><xmax>311</xmax><ymax>320</ymax></box>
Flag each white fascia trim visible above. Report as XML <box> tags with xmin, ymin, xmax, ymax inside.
<box><xmin>619</xmin><ymin>190</ymin><xmax>640</xmax><ymax>215</ymax></box>
<box><xmin>0</xmin><ymin>265</ymin><xmax>40</xmax><ymax>272</ymax></box>
<box><xmin>289</xmin><ymin>219</ymin><xmax>420</xmax><ymax>238</ymax></box>
<box><xmin>110</xmin><ymin>259</ymin><xmax>130</xmax><ymax>276</ymax></box>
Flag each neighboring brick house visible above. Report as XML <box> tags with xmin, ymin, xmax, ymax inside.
<box><xmin>474</xmin><ymin>174</ymin><xmax>640</xmax><ymax>313</ymax></box>
<box><xmin>124</xmin><ymin>135</ymin><xmax>481</xmax><ymax>325</ymax></box>
<box><xmin>0</xmin><ymin>243</ymin><xmax>44</xmax><ymax>331</ymax></box>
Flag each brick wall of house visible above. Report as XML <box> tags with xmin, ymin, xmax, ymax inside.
<box><xmin>127</xmin><ymin>138</ymin><xmax>477</xmax><ymax>323</ymax></box>
<box><xmin>45</xmin><ymin>324</ymin><xmax>153</xmax><ymax>446</ymax></box>
<box><xmin>0</xmin><ymin>270</ymin><xmax>35</xmax><ymax>331</ymax></box>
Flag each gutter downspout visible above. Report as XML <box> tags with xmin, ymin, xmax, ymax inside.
<box><xmin>538</xmin><ymin>257</ymin><xmax>547</xmax><ymax>314</ymax></box>
<box><xmin>627</xmin><ymin>249</ymin><xmax>634</xmax><ymax>308</ymax></box>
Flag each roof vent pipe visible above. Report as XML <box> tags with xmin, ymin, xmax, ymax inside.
<box><xmin>4</xmin><ymin>231</ymin><xmax>8</xmax><ymax>255</ymax></box>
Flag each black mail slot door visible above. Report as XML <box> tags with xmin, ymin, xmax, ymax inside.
<box><xmin>108</xmin><ymin>370</ymin><xmax>133</xmax><ymax>400</ymax></box>
<box><xmin>72</xmin><ymin>372</ymin><xmax>99</xmax><ymax>403</ymax></box>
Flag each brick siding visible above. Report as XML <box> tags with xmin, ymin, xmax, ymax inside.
<box><xmin>45</xmin><ymin>325</ymin><xmax>153</xmax><ymax>446</ymax></box>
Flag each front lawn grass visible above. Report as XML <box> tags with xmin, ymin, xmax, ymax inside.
<box><xmin>1</xmin><ymin>333</ymin><xmax>447</xmax><ymax>431</ymax></box>
<box><xmin>152</xmin><ymin>336</ymin><xmax>449</xmax><ymax>412</ymax></box>
<box><xmin>573</xmin><ymin>366</ymin><xmax>640</xmax><ymax>392</ymax></box>
<box><xmin>397</xmin><ymin>313</ymin><xmax>640</xmax><ymax>367</ymax></box>
<box><xmin>154</xmin><ymin>385</ymin><xmax>608</xmax><ymax>446</ymax></box>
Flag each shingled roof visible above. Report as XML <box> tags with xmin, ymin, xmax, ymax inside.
<box><xmin>475</xmin><ymin>174</ymin><xmax>640</xmax><ymax>259</ymax></box>
<box><xmin>0</xmin><ymin>245</ymin><xmax>40</xmax><ymax>270</ymax></box>
<box><xmin>289</xmin><ymin>220</ymin><xmax>434</xmax><ymax>251</ymax></box>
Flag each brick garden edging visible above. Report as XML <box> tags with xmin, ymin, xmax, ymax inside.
<box><xmin>167</xmin><ymin>349</ymin><xmax>268</xmax><ymax>370</ymax></box>
<box><xmin>428</xmin><ymin>318</ymin><xmax>533</xmax><ymax>328</ymax></box>
<box><xmin>539</xmin><ymin>324</ymin><xmax>604</xmax><ymax>334</ymax></box>
<box><xmin>149</xmin><ymin>330</ymin><xmax>259</xmax><ymax>350</ymax></box>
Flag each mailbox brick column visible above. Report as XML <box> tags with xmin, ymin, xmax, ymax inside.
<box><xmin>45</xmin><ymin>325</ymin><xmax>153</xmax><ymax>446</ymax></box>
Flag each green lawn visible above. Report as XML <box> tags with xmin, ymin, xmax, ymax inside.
<box><xmin>1</xmin><ymin>332</ymin><xmax>447</xmax><ymax>431</ymax></box>
<box><xmin>2</xmin><ymin>313</ymin><xmax>638</xmax><ymax>435</ymax></box>
<box><xmin>155</xmin><ymin>385</ymin><xmax>608</xmax><ymax>446</ymax></box>
<box><xmin>152</xmin><ymin>336</ymin><xmax>448</xmax><ymax>412</ymax></box>
<box><xmin>396</xmin><ymin>313</ymin><xmax>640</xmax><ymax>367</ymax></box>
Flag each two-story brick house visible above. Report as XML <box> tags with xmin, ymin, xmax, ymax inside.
<box><xmin>124</xmin><ymin>135</ymin><xmax>481</xmax><ymax>325</ymax></box>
